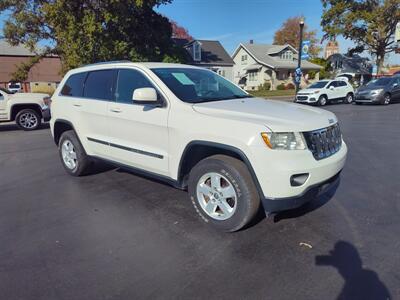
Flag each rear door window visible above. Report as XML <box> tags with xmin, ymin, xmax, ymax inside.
<box><xmin>83</xmin><ymin>70</ymin><xmax>115</xmax><ymax>101</ymax></box>
<box><xmin>60</xmin><ymin>72</ymin><xmax>87</xmax><ymax>97</ymax></box>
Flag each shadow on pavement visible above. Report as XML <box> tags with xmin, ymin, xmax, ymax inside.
<box><xmin>0</xmin><ymin>122</ymin><xmax>50</xmax><ymax>132</ymax></box>
<box><xmin>316</xmin><ymin>241</ymin><xmax>391</xmax><ymax>300</ymax></box>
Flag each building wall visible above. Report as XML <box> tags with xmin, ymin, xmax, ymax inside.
<box><xmin>0</xmin><ymin>56</ymin><xmax>62</xmax><ymax>92</ymax></box>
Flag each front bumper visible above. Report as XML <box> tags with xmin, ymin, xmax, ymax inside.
<box><xmin>261</xmin><ymin>171</ymin><xmax>340</xmax><ymax>212</ymax></box>
<box><xmin>295</xmin><ymin>94</ymin><xmax>318</xmax><ymax>104</ymax></box>
<box><xmin>42</xmin><ymin>107</ymin><xmax>51</xmax><ymax>122</ymax></box>
<box><xmin>355</xmin><ymin>93</ymin><xmax>383</xmax><ymax>103</ymax></box>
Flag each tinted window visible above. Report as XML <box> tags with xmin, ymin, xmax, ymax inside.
<box><xmin>309</xmin><ymin>81</ymin><xmax>329</xmax><ymax>88</ymax></box>
<box><xmin>367</xmin><ymin>77</ymin><xmax>392</xmax><ymax>87</ymax></box>
<box><xmin>83</xmin><ymin>70</ymin><xmax>115</xmax><ymax>100</ymax></box>
<box><xmin>115</xmin><ymin>69</ymin><xmax>155</xmax><ymax>104</ymax></box>
<box><xmin>61</xmin><ymin>72</ymin><xmax>87</xmax><ymax>97</ymax></box>
<box><xmin>328</xmin><ymin>81</ymin><xmax>338</xmax><ymax>88</ymax></box>
<box><xmin>338</xmin><ymin>81</ymin><xmax>347</xmax><ymax>87</ymax></box>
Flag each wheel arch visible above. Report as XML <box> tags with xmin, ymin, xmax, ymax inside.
<box><xmin>177</xmin><ymin>141</ymin><xmax>264</xmax><ymax>199</ymax></box>
<box><xmin>53</xmin><ymin>119</ymin><xmax>77</xmax><ymax>145</ymax></box>
<box><xmin>11</xmin><ymin>104</ymin><xmax>42</xmax><ymax>121</ymax></box>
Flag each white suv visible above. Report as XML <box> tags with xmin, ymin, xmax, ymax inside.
<box><xmin>296</xmin><ymin>79</ymin><xmax>355</xmax><ymax>106</ymax></box>
<box><xmin>50</xmin><ymin>62</ymin><xmax>347</xmax><ymax>231</ymax></box>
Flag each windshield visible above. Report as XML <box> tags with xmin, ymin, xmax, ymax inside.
<box><xmin>308</xmin><ymin>81</ymin><xmax>329</xmax><ymax>88</ymax></box>
<box><xmin>151</xmin><ymin>68</ymin><xmax>251</xmax><ymax>103</ymax></box>
<box><xmin>366</xmin><ymin>78</ymin><xmax>392</xmax><ymax>87</ymax></box>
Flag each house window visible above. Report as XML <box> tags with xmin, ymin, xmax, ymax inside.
<box><xmin>241</xmin><ymin>55</ymin><xmax>248</xmax><ymax>64</ymax></box>
<box><xmin>193</xmin><ymin>42</ymin><xmax>201</xmax><ymax>61</ymax></box>
<box><xmin>280</xmin><ymin>51</ymin><xmax>293</xmax><ymax>60</ymax></box>
<box><xmin>248</xmin><ymin>71</ymin><xmax>258</xmax><ymax>81</ymax></box>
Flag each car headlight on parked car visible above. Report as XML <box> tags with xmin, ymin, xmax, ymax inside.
<box><xmin>261</xmin><ymin>132</ymin><xmax>307</xmax><ymax>150</ymax></box>
<box><xmin>370</xmin><ymin>89</ymin><xmax>383</xmax><ymax>96</ymax></box>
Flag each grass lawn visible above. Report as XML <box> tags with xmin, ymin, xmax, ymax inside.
<box><xmin>249</xmin><ymin>89</ymin><xmax>296</xmax><ymax>98</ymax></box>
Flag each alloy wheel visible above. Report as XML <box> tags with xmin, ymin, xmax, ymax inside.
<box><xmin>196</xmin><ymin>172</ymin><xmax>237</xmax><ymax>221</ymax></box>
<box><xmin>19</xmin><ymin>112</ymin><xmax>38</xmax><ymax>129</ymax></box>
<box><xmin>61</xmin><ymin>140</ymin><xmax>77</xmax><ymax>170</ymax></box>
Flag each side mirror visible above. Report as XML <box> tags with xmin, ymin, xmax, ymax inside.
<box><xmin>132</xmin><ymin>88</ymin><xmax>159</xmax><ymax>104</ymax></box>
<box><xmin>329</xmin><ymin>86</ymin><xmax>335</xmax><ymax>90</ymax></box>
<box><xmin>393</xmin><ymin>83</ymin><xmax>398</xmax><ymax>88</ymax></box>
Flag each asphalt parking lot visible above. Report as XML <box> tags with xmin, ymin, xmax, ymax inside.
<box><xmin>1</xmin><ymin>103</ymin><xmax>399</xmax><ymax>300</ymax></box>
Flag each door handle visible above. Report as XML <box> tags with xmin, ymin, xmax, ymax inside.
<box><xmin>110</xmin><ymin>108</ymin><xmax>122</xmax><ymax>113</ymax></box>
<box><xmin>73</xmin><ymin>104</ymin><xmax>82</xmax><ymax>107</ymax></box>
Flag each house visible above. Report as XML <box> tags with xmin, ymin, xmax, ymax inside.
<box><xmin>0</xmin><ymin>40</ymin><xmax>62</xmax><ymax>92</ymax></box>
<box><xmin>327</xmin><ymin>53</ymin><xmax>372</xmax><ymax>84</ymax></box>
<box><xmin>324</xmin><ymin>40</ymin><xmax>340</xmax><ymax>59</ymax></box>
<box><xmin>174</xmin><ymin>39</ymin><xmax>235</xmax><ymax>81</ymax></box>
<box><xmin>232</xmin><ymin>42</ymin><xmax>322</xmax><ymax>90</ymax></box>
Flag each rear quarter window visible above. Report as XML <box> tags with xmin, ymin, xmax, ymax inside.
<box><xmin>60</xmin><ymin>72</ymin><xmax>87</xmax><ymax>97</ymax></box>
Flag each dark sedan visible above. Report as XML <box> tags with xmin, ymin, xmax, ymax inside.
<box><xmin>355</xmin><ymin>75</ymin><xmax>400</xmax><ymax>105</ymax></box>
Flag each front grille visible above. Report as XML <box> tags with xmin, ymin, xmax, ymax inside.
<box><xmin>303</xmin><ymin>124</ymin><xmax>342</xmax><ymax>160</ymax></box>
<box><xmin>297</xmin><ymin>96</ymin><xmax>308</xmax><ymax>101</ymax></box>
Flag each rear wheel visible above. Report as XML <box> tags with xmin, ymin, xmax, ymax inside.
<box><xmin>16</xmin><ymin>109</ymin><xmax>41</xmax><ymax>131</ymax></box>
<box><xmin>188</xmin><ymin>155</ymin><xmax>260</xmax><ymax>232</ymax></box>
<box><xmin>382</xmin><ymin>93</ymin><xmax>391</xmax><ymax>105</ymax></box>
<box><xmin>58</xmin><ymin>130</ymin><xmax>91</xmax><ymax>176</ymax></box>
<box><xmin>318</xmin><ymin>95</ymin><xmax>328</xmax><ymax>106</ymax></box>
<box><xmin>345</xmin><ymin>93</ymin><xmax>354</xmax><ymax>104</ymax></box>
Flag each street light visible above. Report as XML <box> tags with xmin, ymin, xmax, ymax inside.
<box><xmin>295</xmin><ymin>18</ymin><xmax>305</xmax><ymax>94</ymax></box>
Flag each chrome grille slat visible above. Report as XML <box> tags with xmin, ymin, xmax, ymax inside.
<box><xmin>303</xmin><ymin>124</ymin><xmax>342</xmax><ymax>160</ymax></box>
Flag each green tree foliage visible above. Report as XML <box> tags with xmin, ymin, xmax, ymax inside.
<box><xmin>308</xmin><ymin>57</ymin><xmax>332</xmax><ymax>79</ymax></box>
<box><xmin>0</xmin><ymin>0</ymin><xmax>187</xmax><ymax>79</ymax></box>
<box><xmin>273</xmin><ymin>16</ymin><xmax>321</xmax><ymax>57</ymax></box>
<box><xmin>321</xmin><ymin>0</ymin><xmax>400</xmax><ymax>74</ymax></box>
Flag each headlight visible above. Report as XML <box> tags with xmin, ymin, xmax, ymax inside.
<box><xmin>370</xmin><ymin>89</ymin><xmax>383</xmax><ymax>95</ymax></box>
<box><xmin>261</xmin><ymin>132</ymin><xmax>307</xmax><ymax>150</ymax></box>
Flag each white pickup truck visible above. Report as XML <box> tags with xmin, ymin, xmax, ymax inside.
<box><xmin>0</xmin><ymin>87</ymin><xmax>51</xmax><ymax>130</ymax></box>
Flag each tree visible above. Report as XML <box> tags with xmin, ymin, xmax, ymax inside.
<box><xmin>321</xmin><ymin>0</ymin><xmax>400</xmax><ymax>75</ymax></box>
<box><xmin>0</xmin><ymin>0</ymin><xmax>186</xmax><ymax>79</ymax></box>
<box><xmin>273</xmin><ymin>16</ymin><xmax>321</xmax><ymax>57</ymax></box>
<box><xmin>170</xmin><ymin>20</ymin><xmax>193</xmax><ymax>40</ymax></box>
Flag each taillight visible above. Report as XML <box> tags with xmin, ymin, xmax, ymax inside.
<box><xmin>43</xmin><ymin>96</ymin><xmax>52</xmax><ymax>106</ymax></box>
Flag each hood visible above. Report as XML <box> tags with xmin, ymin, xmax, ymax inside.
<box><xmin>298</xmin><ymin>88</ymin><xmax>320</xmax><ymax>94</ymax></box>
<box><xmin>357</xmin><ymin>85</ymin><xmax>385</xmax><ymax>93</ymax></box>
<box><xmin>10</xmin><ymin>93</ymin><xmax>49</xmax><ymax>101</ymax></box>
<box><xmin>192</xmin><ymin>97</ymin><xmax>337</xmax><ymax>132</ymax></box>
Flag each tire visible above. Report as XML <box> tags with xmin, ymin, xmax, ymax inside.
<box><xmin>188</xmin><ymin>155</ymin><xmax>260</xmax><ymax>232</ymax></box>
<box><xmin>58</xmin><ymin>130</ymin><xmax>91</xmax><ymax>176</ymax></box>
<box><xmin>382</xmin><ymin>93</ymin><xmax>391</xmax><ymax>105</ymax></box>
<box><xmin>345</xmin><ymin>93</ymin><xmax>354</xmax><ymax>104</ymax></box>
<box><xmin>318</xmin><ymin>95</ymin><xmax>328</xmax><ymax>106</ymax></box>
<box><xmin>16</xmin><ymin>109</ymin><xmax>41</xmax><ymax>131</ymax></box>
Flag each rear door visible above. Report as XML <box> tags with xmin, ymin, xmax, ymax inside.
<box><xmin>337</xmin><ymin>81</ymin><xmax>349</xmax><ymax>98</ymax></box>
<box><xmin>106</xmin><ymin>68</ymin><xmax>170</xmax><ymax>176</ymax></box>
<box><xmin>326</xmin><ymin>81</ymin><xmax>338</xmax><ymax>100</ymax></box>
<box><xmin>79</xmin><ymin>69</ymin><xmax>117</xmax><ymax>158</ymax></box>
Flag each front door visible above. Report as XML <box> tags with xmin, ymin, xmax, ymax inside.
<box><xmin>106</xmin><ymin>68</ymin><xmax>170</xmax><ymax>176</ymax></box>
<box><xmin>0</xmin><ymin>91</ymin><xmax>7</xmax><ymax>120</ymax></box>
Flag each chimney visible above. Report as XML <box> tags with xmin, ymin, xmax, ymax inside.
<box><xmin>249</xmin><ymin>39</ymin><xmax>254</xmax><ymax>44</ymax></box>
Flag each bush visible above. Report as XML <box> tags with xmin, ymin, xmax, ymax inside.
<box><xmin>258</xmin><ymin>81</ymin><xmax>271</xmax><ymax>91</ymax></box>
<box><xmin>277</xmin><ymin>83</ymin><xmax>286</xmax><ymax>90</ymax></box>
<box><xmin>285</xmin><ymin>83</ymin><xmax>295</xmax><ymax>90</ymax></box>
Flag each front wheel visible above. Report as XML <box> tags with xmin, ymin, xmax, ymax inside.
<box><xmin>318</xmin><ymin>95</ymin><xmax>328</xmax><ymax>106</ymax></box>
<box><xmin>16</xmin><ymin>109</ymin><xmax>41</xmax><ymax>131</ymax></box>
<box><xmin>188</xmin><ymin>155</ymin><xmax>260</xmax><ymax>232</ymax></box>
<box><xmin>345</xmin><ymin>93</ymin><xmax>354</xmax><ymax>104</ymax></box>
<box><xmin>382</xmin><ymin>94</ymin><xmax>391</xmax><ymax>105</ymax></box>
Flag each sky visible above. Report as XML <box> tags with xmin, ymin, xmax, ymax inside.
<box><xmin>1</xmin><ymin>0</ymin><xmax>398</xmax><ymax>65</ymax></box>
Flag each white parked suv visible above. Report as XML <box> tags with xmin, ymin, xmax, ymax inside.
<box><xmin>0</xmin><ymin>87</ymin><xmax>51</xmax><ymax>130</ymax></box>
<box><xmin>296</xmin><ymin>79</ymin><xmax>355</xmax><ymax>106</ymax></box>
<box><xmin>50</xmin><ymin>62</ymin><xmax>347</xmax><ymax>231</ymax></box>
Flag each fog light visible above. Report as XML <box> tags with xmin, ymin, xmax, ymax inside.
<box><xmin>290</xmin><ymin>173</ymin><xmax>309</xmax><ymax>187</ymax></box>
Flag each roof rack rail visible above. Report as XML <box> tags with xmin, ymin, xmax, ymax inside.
<box><xmin>82</xmin><ymin>60</ymin><xmax>132</xmax><ymax>67</ymax></box>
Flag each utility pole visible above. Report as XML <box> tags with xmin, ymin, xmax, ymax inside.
<box><xmin>295</xmin><ymin>19</ymin><xmax>305</xmax><ymax>94</ymax></box>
